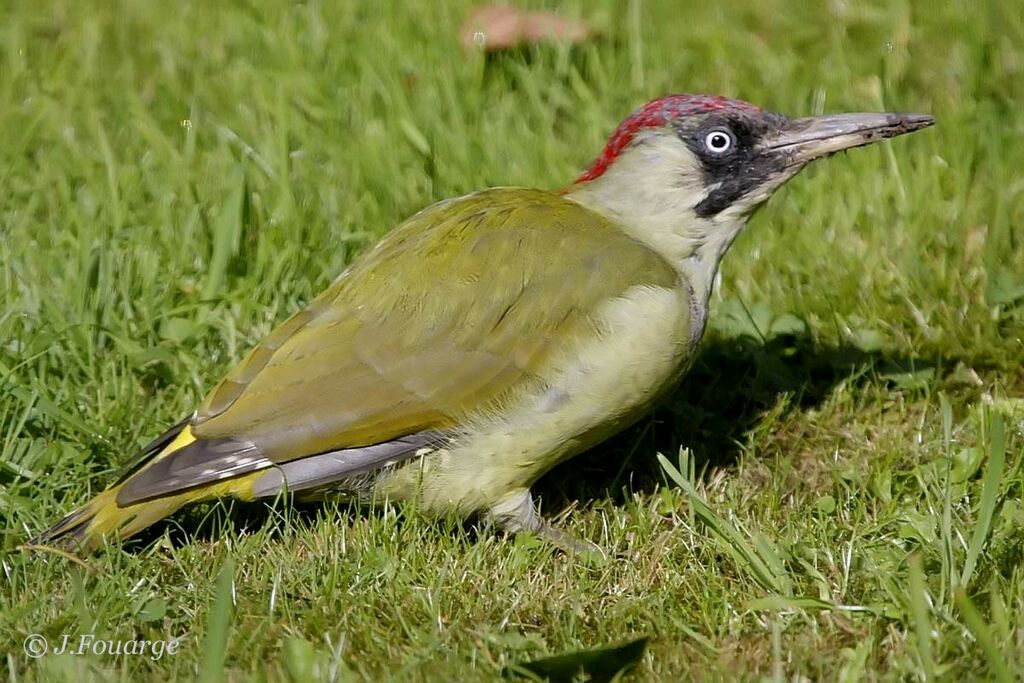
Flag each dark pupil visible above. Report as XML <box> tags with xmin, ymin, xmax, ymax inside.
<box><xmin>710</xmin><ymin>133</ymin><xmax>728</xmax><ymax>149</ymax></box>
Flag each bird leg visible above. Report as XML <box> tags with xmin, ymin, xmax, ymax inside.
<box><xmin>484</xmin><ymin>488</ymin><xmax>605</xmax><ymax>560</ymax></box>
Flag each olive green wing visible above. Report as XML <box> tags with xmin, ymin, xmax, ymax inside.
<box><xmin>117</xmin><ymin>188</ymin><xmax>678</xmax><ymax>504</ymax></box>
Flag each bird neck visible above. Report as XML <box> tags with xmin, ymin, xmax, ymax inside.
<box><xmin>565</xmin><ymin>166</ymin><xmax>747</xmax><ymax>314</ymax></box>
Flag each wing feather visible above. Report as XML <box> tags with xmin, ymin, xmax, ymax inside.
<box><xmin>119</xmin><ymin>188</ymin><xmax>678</xmax><ymax>503</ymax></box>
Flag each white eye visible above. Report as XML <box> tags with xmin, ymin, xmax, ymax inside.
<box><xmin>703</xmin><ymin>129</ymin><xmax>734</xmax><ymax>154</ymax></box>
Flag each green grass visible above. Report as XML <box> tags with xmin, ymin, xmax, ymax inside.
<box><xmin>2</xmin><ymin>0</ymin><xmax>1023</xmax><ymax>679</ymax></box>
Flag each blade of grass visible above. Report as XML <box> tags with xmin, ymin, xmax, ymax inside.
<box><xmin>955</xmin><ymin>591</ymin><xmax>1012</xmax><ymax>683</ymax></box>
<box><xmin>200</xmin><ymin>559</ymin><xmax>236</xmax><ymax>683</ymax></box>
<box><xmin>961</xmin><ymin>413</ymin><xmax>1006</xmax><ymax>588</ymax></box>
<box><xmin>939</xmin><ymin>393</ymin><xmax>956</xmax><ymax>598</ymax></box>
<box><xmin>658</xmin><ymin>452</ymin><xmax>790</xmax><ymax>596</ymax></box>
<box><xmin>202</xmin><ymin>167</ymin><xmax>246</xmax><ymax>303</ymax></box>
<box><xmin>908</xmin><ymin>554</ymin><xmax>935</xmax><ymax>681</ymax></box>
<box><xmin>746</xmin><ymin>596</ymin><xmax>839</xmax><ymax>612</ymax></box>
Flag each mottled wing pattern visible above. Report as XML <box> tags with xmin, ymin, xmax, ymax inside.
<box><xmin>117</xmin><ymin>188</ymin><xmax>677</xmax><ymax>504</ymax></box>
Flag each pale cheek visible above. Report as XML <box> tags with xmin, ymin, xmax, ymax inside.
<box><xmin>631</xmin><ymin>144</ymin><xmax>710</xmax><ymax>215</ymax></box>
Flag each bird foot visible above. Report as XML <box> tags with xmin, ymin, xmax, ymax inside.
<box><xmin>484</xmin><ymin>488</ymin><xmax>607</xmax><ymax>564</ymax></box>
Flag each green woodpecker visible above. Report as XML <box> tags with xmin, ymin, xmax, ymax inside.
<box><xmin>36</xmin><ymin>94</ymin><xmax>933</xmax><ymax>553</ymax></box>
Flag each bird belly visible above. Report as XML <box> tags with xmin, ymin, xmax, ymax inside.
<box><xmin>374</xmin><ymin>283</ymin><xmax>693</xmax><ymax>515</ymax></box>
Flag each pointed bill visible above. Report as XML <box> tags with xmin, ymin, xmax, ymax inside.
<box><xmin>763</xmin><ymin>112</ymin><xmax>934</xmax><ymax>166</ymax></box>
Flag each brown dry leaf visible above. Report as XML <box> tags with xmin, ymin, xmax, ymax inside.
<box><xmin>460</xmin><ymin>5</ymin><xmax>590</xmax><ymax>52</ymax></box>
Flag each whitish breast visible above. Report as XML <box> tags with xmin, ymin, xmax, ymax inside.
<box><xmin>378</xmin><ymin>282</ymin><xmax>694</xmax><ymax>514</ymax></box>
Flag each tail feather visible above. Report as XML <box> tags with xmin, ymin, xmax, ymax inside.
<box><xmin>32</xmin><ymin>488</ymin><xmax>132</xmax><ymax>551</ymax></box>
<box><xmin>110</xmin><ymin>415</ymin><xmax>192</xmax><ymax>486</ymax></box>
<box><xmin>31</xmin><ymin>500</ymin><xmax>99</xmax><ymax>549</ymax></box>
<box><xmin>32</xmin><ymin>424</ymin><xmax>262</xmax><ymax>553</ymax></box>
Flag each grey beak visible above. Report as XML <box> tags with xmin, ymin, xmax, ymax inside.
<box><xmin>763</xmin><ymin>112</ymin><xmax>934</xmax><ymax>166</ymax></box>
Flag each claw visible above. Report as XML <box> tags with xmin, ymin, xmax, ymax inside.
<box><xmin>484</xmin><ymin>488</ymin><xmax>608</xmax><ymax>564</ymax></box>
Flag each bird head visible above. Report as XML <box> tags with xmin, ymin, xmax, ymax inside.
<box><xmin>567</xmin><ymin>94</ymin><xmax>933</xmax><ymax>290</ymax></box>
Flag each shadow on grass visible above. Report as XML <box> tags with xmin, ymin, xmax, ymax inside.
<box><xmin>125</xmin><ymin>332</ymin><xmax>948</xmax><ymax>552</ymax></box>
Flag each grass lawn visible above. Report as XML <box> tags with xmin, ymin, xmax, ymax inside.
<box><xmin>2</xmin><ymin>0</ymin><xmax>1024</xmax><ymax>680</ymax></box>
